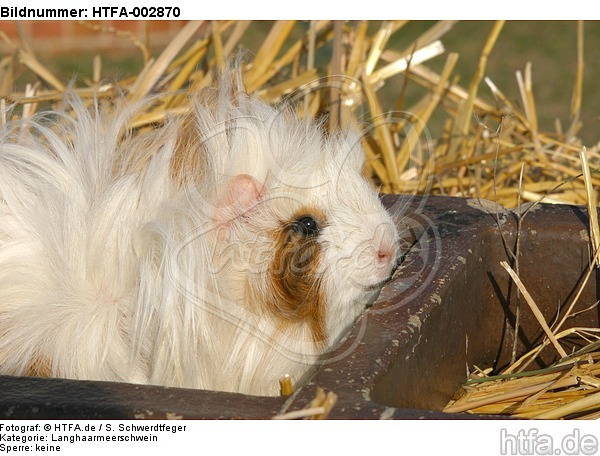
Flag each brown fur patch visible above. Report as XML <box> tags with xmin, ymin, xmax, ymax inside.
<box><xmin>170</xmin><ymin>114</ymin><xmax>208</xmax><ymax>187</ymax></box>
<box><xmin>25</xmin><ymin>355</ymin><xmax>52</xmax><ymax>377</ymax></box>
<box><xmin>265</xmin><ymin>207</ymin><xmax>327</xmax><ymax>345</ymax></box>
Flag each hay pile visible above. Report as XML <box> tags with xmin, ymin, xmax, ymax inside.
<box><xmin>2</xmin><ymin>20</ymin><xmax>600</xmax><ymax>418</ymax></box>
<box><xmin>1</xmin><ymin>20</ymin><xmax>596</xmax><ymax>207</ymax></box>
<box><xmin>444</xmin><ymin>353</ymin><xmax>600</xmax><ymax>419</ymax></box>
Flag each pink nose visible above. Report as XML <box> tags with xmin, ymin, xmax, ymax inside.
<box><xmin>377</xmin><ymin>244</ymin><xmax>396</xmax><ymax>265</ymax></box>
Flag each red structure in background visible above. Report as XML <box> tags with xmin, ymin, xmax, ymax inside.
<box><xmin>0</xmin><ymin>21</ymin><xmax>188</xmax><ymax>55</ymax></box>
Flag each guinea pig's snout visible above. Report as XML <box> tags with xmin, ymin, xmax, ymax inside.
<box><xmin>373</xmin><ymin>228</ymin><xmax>399</xmax><ymax>277</ymax></box>
<box><xmin>376</xmin><ymin>242</ymin><xmax>396</xmax><ymax>266</ymax></box>
<box><xmin>360</xmin><ymin>234</ymin><xmax>399</xmax><ymax>292</ymax></box>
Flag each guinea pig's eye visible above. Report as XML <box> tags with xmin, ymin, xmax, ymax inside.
<box><xmin>291</xmin><ymin>216</ymin><xmax>320</xmax><ymax>237</ymax></box>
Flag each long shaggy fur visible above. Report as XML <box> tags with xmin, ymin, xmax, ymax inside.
<box><xmin>0</xmin><ymin>73</ymin><xmax>398</xmax><ymax>395</ymax></box>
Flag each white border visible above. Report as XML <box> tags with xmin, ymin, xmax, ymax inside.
<box><xmin>3</xmin><ymin>420</ymin><xmax>600</xmax><ymax>455</ymax></box>
<box><xmin>0</xmin><ymin>0</ymin><xmax>595</xmax><ymax>20</ymax></box>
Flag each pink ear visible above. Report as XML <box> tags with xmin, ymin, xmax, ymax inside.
<box><xmin>214</xmin><ymin>174</ymin><xmax>264</xmax><ymax>229</ymax></box>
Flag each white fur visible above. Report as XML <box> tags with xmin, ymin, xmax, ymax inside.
<box><xmin>0</xmin><ymin>78</ymin><xmax>398</xmax><ymax>395</ymax></box>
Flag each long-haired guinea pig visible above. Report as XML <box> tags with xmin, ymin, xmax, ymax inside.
<box><xmin>0</xmin><ymin>70</ymin><xmax>398</xmax><ymax>396</ymax></box>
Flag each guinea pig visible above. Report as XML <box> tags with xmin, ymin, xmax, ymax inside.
<box><xmin>0</xmin><ymin>70</ymin><xmax>399</xmax><ymax>396</ymax></box>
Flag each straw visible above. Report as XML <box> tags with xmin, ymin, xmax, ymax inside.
<box><xmin>534</xmin><ymin>390</ymin><xmax>600</xmax><ymax>420</ymax></box>
<box><xmin>272</xmin><ymin>387</ymin><xmax>337</xmax><ymax>420</ymax></box>
<box><xmin>7</xmin><ymin>19</ymin><xmax>589</xmax><ymax>211</ymax></box>
<box><xmin>569</xmin><ymin>21</ymin><xmax>584</xmax><ymax>132</ymax></box>
<box><xmin>579</xmin><ymin>146</ymin><xmax>600</xmax><ymax>266</ymax></box>
<box><xmin>128</xmin><ymin>20</ymin><xmax>203</xmax><ymax>103</ymax></box>
<box><xmin>454</xmin><ymin>21</ymin><xmax>504</xmax><ymax>141</ymax></box>
<box><xmin>501</xmin><ymin>261</ymin><xmax>568</xmax><ymax>358</ymax></box>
